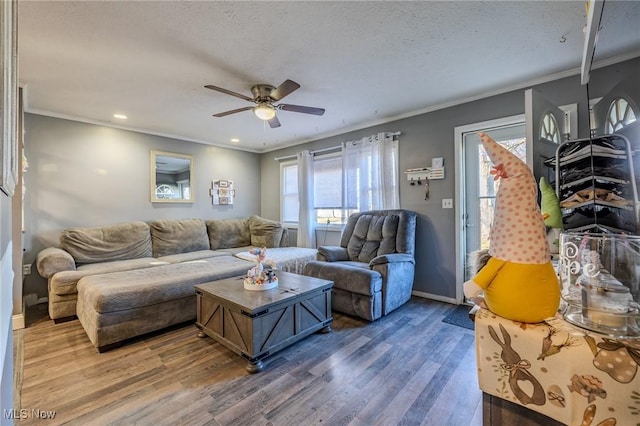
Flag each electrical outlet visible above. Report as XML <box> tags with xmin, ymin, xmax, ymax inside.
<box><xmin>442</xmin><ymin>198</ymin><xmax>453</xmax><ymax>209</ymax></box>
<box><xmin>23</xmin><ymin>264</ymin><xmax>32</xmax><ymax>275</ymax></box>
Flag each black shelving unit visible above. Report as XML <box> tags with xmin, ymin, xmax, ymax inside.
<box><xmin>554</xmin><ymin>134</ymin><xmax>639</xmax><ymax>234</ymax></box>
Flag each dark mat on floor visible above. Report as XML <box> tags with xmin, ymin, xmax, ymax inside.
<box><xmin>442</xmin><ymin>305</ymin><xmax>474</xmax><ymax>330</ymax></box>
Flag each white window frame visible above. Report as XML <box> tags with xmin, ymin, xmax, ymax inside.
<box><xmin>279</xmin><ymin>152</ymin><xmax>349</xmax><ymax>230</ymax></box>
<box><xmin>279</xmin><ymin>140</ymin><xmax>398</xmax><ymax>230</ymax></box>
<box><xmin>280</xmin><ymin>160</ymin><xmax>299</xmax><ymax>228</ymax></box>
<box><xmin>605</xmin><ymin>96</ymin><xmax>637</xmax><ymax>133</ymax></box>
<box><xmin>313</xmin><ymin>152</ymin><xmax>348</xmax><ymax>229</ymax></box>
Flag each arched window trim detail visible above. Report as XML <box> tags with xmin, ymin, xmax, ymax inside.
<box><xmin>540</xmin><ymin>112</ymin><xmax>561</xmax><ymax>144</ymax></box>
<box><xmin>605</xmin><ymin>97</ymin><xmax>637</xmax><ymax>134</ymax></box>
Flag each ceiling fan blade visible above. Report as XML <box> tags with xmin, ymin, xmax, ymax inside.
<box><xmin>269</xmin><ymin>80</ymin><xmax>300</xmax><ymax>101</ymax></box>
<box><xmin>278</xmin><ymin>104</ymin><xmax>325</xmax><ymax>116</ymax></box>
<box><xmin>205</xmin><ymin>85</ymin><xmax>254</xmax><ymax>102</ymax></box>
<box><xmin>268</xmin><ymin>115</ymin><xmax>281</xmax><ymax>128</ymax></box>
<box><xmin>213</xmin><ymin>106</ymin><xmax>254</xmax><ymax>117</ymax></box>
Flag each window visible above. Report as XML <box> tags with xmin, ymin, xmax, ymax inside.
<box><xmin>155</xmin><ymin>184</ymin><xmax>175</xmax><ymax>199</ymax></box>
<box><xmin>540</xmin><ymin>112</ymin><xmax>561</xmax><ymax>143</ymax></box>
<box><xmin>281</xmin><ymin>154</ymin><xmax>354</xmax><ymax>226</ymax></box>
<box><xmin>280</xmin><ymin>161</ymin><xmax>299</xmax><ymax>224</ymax></box>
<box><xmin>280</xmin><ymin>134</ymin><xmax>398</xmax><ymax>227</ymax></box>
<box><xmin>313</xmin><ymin>154</ymin><xmax>355</xmax><ymax>225</ymax></box>
<box><xmin>177</xmin><ymin>179</ymin><xmax>190</xmax><ymax>200</ymax></box>
<box><xmin>605</xmin><ymin>97</ymin><xmax>637</xmax><ymax>133</ymax></box>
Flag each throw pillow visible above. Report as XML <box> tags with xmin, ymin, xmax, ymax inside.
<box><xmin>248</xmin><ymin>216</ymin><xmax>284</xmax><ymax>248</ymax></box>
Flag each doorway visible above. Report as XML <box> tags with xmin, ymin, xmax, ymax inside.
<box><xmin>454</xmin><ymin>115</ymin><xmax>525</xmax><ymax>302</ymax></box>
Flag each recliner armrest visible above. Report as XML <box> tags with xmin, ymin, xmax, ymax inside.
<box><xmin>369</xmin><ymin>253</ymin><xmax>415</xmax><ymax>266</ymax></box>
<box><xmin>36</xmin><ymin>247</ymin><xmax>76</xmax><ymax>278</ymax></box>
<box><xmin>317</xmin><ymin>246</ymin><xmax>349</xmax><ymax>262</ymax></box>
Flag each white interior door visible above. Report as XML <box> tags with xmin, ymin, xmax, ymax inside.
<box><xmin>462</xmin><ymin>123</ymin><xmax>526</xmax><ymax>274</ymax></box>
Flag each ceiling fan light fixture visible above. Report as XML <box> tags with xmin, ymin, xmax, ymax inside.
<box><xmin>254</xmin><ymin>103</ymin><xmax>276</xmax><ymax>120</ymax></box>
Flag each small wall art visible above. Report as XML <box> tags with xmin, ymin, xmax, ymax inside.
<box><xmin>211</xmin><ymin>179</ymin><xmax>235</xmax><ymax>205</ymax></box>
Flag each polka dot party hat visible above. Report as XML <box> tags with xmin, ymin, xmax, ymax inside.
<box><xmin>480</xmin><ymin>132</ymin><xmax>550</xmax><ymax>264</ymax></box>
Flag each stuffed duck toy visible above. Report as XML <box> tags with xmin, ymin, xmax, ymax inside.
<box><xmin>464</xmin><ymin>133</ymin><xmax>561</xmax><ymax>323</ymax></box>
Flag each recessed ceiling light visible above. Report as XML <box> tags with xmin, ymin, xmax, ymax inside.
<box><xmin>230</xmin><ymin>138</ymin><xmax>240</xmax><ymax>143</ymax></box>
<box><xmin>113</xmin><ymin>114</ymin><xmax>127</xmax><ymax>119</ymax></box>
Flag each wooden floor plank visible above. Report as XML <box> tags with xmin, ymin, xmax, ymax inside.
<box><xmin>425</xmin><ymin>329</ymin><xmax>483</xmax><ymax>426</ymax></box>
<box><xmin>404</xmin><ymin>334</ymin><xmax>476</xmax><ymax>425</ymax></box>
<box><xmin>15</xmin><ymin>297</ymin><xmax>485</xmax><ymax>426</ymax></box>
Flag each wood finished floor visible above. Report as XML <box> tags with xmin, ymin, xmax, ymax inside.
<box><xmin>14</xmin><ymin>298</ymin><xmax>482</xmax><ymax>426</ymax></box>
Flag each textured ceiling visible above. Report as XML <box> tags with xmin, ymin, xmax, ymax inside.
<box><xmin>18</xmin><ymin>1</ymin><xmax>640</xmax><ymax>152</ymax></box>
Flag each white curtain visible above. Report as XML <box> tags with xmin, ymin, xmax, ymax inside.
<box><xmin>342</xmin><ymin>132</ymin><xmax>399</xmax><ymax>218</ymax></box>
<box><xmin>296</xmin><ymin>150</ymin><xmax>316</xmax><ymax>248</ymax></box>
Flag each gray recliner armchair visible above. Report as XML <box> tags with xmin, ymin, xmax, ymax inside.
<box><xmin>303</xmin><ymin>209</ymin><xmax>417</xmax><ymax>321</ymax></box>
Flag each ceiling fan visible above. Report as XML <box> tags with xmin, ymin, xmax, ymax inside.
<box><xmin>205</xmin><ymin>79</ymin><xmax>325</xmax><ymax>128</ymax></box>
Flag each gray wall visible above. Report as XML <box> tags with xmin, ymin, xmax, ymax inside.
<box><xmin>260</xmin><ymin>57</ymin><xmax>640</xmax><ymax>300</ymax></box>
<box><xmin>22</xmin><ymin>114</ymin><xmax>262</xmax><ymax>300</ymax></box>
<box><xmin>20</xmin><ymin>57</ymin><xmax>640</xmax><ymax>303</ymax></box>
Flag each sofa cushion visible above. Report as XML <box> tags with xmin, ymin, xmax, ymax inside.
<box><xmin>249</xmin><ymin>216</ymin><xmax>284</xmax><ymax>248</ymax></box>
<box><xmin>206</xmin><ymin>218</ymin><xmax>251</xmax><ymax>250</ymax></box>
<box><xmin>150</xmin><ymin>219</ymin><xmax>209</xmax><ymax>257</ymax></box>
<box><xmin>77</xmin><ymin>256</ymin><xmax>252</xmax><ymax>313</ymax></box>
<box><xmin>216</xmin><ymin>246</ymin><xmax>256</xmax><ymax>255</ymax></box>
<box><xmin>51</xmin><ymin>258</ymin><xmax>167</xmax><ymax>296</ymax></box>
<box><xmin>60</xmin><ymin>221</ymin><xmax>152</xmax><ymax>265</ymax></box>
<box><xmin>76</xmin><ymin>257</ymin><xmax>168</xmax><ymax>273</ymax></box>
<box><xmin>346</xmin><ymin>214</ymin><xmax>400</xmax><ymax>263</ymax></box>
<box><xmin>156</xmin><ymin>249</ymin><xmax>230</xmax><ymax>264</ymax></box>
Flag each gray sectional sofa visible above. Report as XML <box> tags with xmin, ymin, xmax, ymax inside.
<box><xmin>36</xmin><ymin>216</ymin><xmax>317</xmax><ymax>351</ymax></box>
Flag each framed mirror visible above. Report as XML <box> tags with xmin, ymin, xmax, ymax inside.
<box><xmin>150</xmin><ymin>150</ymin><xmax>194</xmax><ymax>203</ymax></box>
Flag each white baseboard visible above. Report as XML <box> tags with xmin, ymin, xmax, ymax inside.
<box><xmin>12</xmin><ymin>313</ymin><xmax>25</xmax><ymax>330</ymax></box>
<box><xmin>412</xmin><ymin>290</ymin><xmax>458</xmax><ymax>305</ymax></box>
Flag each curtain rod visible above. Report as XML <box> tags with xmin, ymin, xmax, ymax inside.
<box><xmin>274</xmin><ymin>145</ymin><xmax>341</xmax><ymax>161</ymax></box>
<box><xmin>274</xmin><ymin>131</ymin><xmax>401</xmax><ymax>161</ymax></box>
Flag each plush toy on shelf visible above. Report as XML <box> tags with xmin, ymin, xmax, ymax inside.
<box><xmin>464</xmin><ymin>132</ymin><xmax>561</xmax><ymax>323</ymax></box>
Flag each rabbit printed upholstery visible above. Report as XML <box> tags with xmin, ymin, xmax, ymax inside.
<box><xmin>464</xmin><ymin>133</ymin><xmax>561</xmax><ymax>323</ymax></box>
<box><xmin>488</xmin><ymin>324</ymin><xmax>545</xmax><ymax>405</ymax></box>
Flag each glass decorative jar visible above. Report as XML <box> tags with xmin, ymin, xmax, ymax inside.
<box><xmin>558</xmin><ymin>232</ymin><xmax>640</xmax><ymax>338</ymax></box>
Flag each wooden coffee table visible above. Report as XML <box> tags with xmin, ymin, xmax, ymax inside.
<box><xmin>195</xmin><ymin>271</ymin><xmax>333</xmax><ymax>373</ymax></box>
